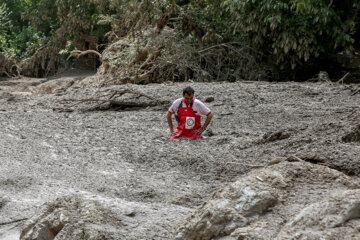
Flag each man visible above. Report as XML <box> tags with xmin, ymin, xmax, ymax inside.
<box><xmin>167</xmin><ymin>87</ymin><xmax>213</xmax><ymax>139</ymax></box>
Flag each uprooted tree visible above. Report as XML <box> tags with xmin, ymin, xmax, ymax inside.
<box><xmin>59</xmin><ymin>88</ymin><xmax>170</xmax><ymax>112</ymax></box>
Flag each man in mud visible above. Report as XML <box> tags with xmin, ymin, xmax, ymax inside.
<box><xmin>167</xmin><ymin>86</ymin><xmax>213</xmax><ymax>139</ymax></box>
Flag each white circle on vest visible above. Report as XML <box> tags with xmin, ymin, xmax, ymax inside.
<box><xmin>185</xmin><ymin>117</ymin><xmax>195</xmax><ymax>129</ymax></box>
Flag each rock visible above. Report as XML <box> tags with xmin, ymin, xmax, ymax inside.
<box><xmin>261</xmin><ymin>131</ymin><xmax>290</xmax><ymax>143</ymax></box>
<box><xmin>171</xmin><ymin>193</ymin><xmax>204</xmax><ymax>208</ymax></box>
<box><xmin>205</xmin><ymin>97</ymin><xmax>214</xmax><ymax>103</ymax></box>
<box><xmin>276</xmin><ymin>190</ymin><xmax>360</xmax><ymax>240</ymax></box>
<box><xmin>342</xmin><ymin>125</ymin><xmax>360</xmax><ymax>143</ymax></box>
<box><xmin>124</xmin><ymin>207</ymin><xmax>136</xmax><ymax>217</ymax></box>
<box><xmin>174</xmin><ymin>168</ymin><xmax>285</xmax><ymax>240</ymax></box>
<box><xmin>20</xmin><ymin>195</ymin><xmax>121</xmax><ymax>240</ymax></box>
<box><xmin>0</xmin><ymin>197</ymin><xmax>6</xmax><ymax>209</ymax></box>
<box><xmin>28</xmin><ymin>78</ymin><xmax>74</xmax><ymax>94</ymax></box>
<box><xmin>174</xmin><ymin>160</ymin><xmax>360</xmax><ymax>240</ymax></box>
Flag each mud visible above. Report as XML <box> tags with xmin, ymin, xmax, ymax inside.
<box><xmin>0</xmin><ymin>70</ymin><xmax>359</xmax><ymax>239</ymax></box>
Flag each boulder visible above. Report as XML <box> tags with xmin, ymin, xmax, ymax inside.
<box><xmin>276</xmin><ymin>190</ymin><xmax>360</xmax><ymax>240</ymax></box>
<box><xmin>174</xmin><ymin>159</ymin><xmax>360</xmax><ymax>240</ymax></box>
<box><xmin>20</xmin><ymin>195</ymin><xmax>121</xmax><ymax>240</ymax></box>
<box><xmin>174</xmin><ymin>166</ymin><xmax>288</xmax><ymax>240</ymax></box>
<box><xmin>342</xmin><ymin>125</ymin><xmax>360</xmax><ymax>143</ymax></box>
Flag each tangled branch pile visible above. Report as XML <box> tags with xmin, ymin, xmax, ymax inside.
<box><xmin>20</xmin><ymin>42</ymin><xmax>64</xmax><ymax>78</ymax></box>
<box><xmin>0</xmin><ymin>54</ymin><xmax>19</xmax><ymax>77</ymax></box>
<box><xmin>85</xmin><ymin>28</ymin><xmax>266</xmax><ymax>87</ymax></box>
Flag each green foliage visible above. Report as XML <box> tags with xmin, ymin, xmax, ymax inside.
<box><xmin>0</xmin><ymin>0</ymin><xmax>110</xmax><ymax>60</ymax></box>
<box><xmin>0</xmin><ymin>3</ymin><xmax>12</xmax><ymax>34</ymax></box>
<box><xmin>0</xmin><ymin>3</ymin><xmax>12</xmax><ymax>54</ymax></box>
<box><xmin>22</xmin><ymin>0</ymin><xmax>58</xmax><ymax>35</ymax></box>
<box><xmin>221</xmin><ymin>0</ymin><xmax>355</xmax><ymax>69</ymax></box>
<box><xmin>11</xmin><ymin>26</ymin><xmax>49</xmax><ymax>58</ymax></box>
<box><xmin>0</xmin><ymin>0</ymin><xmax>52</xmax><ymax>59</ymax></box>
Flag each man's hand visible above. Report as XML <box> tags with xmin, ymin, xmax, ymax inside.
<box><xmin>170</xmin><ymin>129</ymin><xmax>177</xmax><ymax>136</ymax></box>
<box><xmin>194</xmin><ymin>128</ymin><xmax>204</xmax><ymax>135</ymax></box>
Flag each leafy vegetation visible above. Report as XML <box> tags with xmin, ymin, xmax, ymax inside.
<box><xmin>0</xmin><ymin>0</ymin><xmax>359</xmax><ymax>80</ymax></box>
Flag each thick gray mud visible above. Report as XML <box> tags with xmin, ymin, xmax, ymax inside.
<box><xmin>0</xmin><ymin>71</ymin><xmax>359</xmax><ymax>239</ymax></box>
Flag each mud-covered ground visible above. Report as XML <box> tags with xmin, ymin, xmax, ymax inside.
<box><xmin>0</xmin><ymin>70</ymin><xmax>359</xmax><ymax>239</ymax></box>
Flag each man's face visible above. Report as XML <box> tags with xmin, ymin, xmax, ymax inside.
<box><xmin>183</xmin><ymin>93</ymin><xmax>194</xmax><ymax>105</ymax></box>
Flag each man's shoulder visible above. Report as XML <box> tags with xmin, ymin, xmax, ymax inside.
<box><xmin>194</xmin><ymin>98</ymin><xmax>205</xmax><ymax>105</ymax></box>
<box><xmin>173</xmin><ymin>98</ymin><xmax>183</xmax><ymax>104</ymax></box>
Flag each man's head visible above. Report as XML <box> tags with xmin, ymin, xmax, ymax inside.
<box><xmin>183</xmin><ymin>87</ymin><xmax>195</xmax><ymax>105</ymax></box>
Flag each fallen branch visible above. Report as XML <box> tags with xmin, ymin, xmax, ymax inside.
<box><xmin>14</xmin><ymin>64</ymin><xmax>21</xmax><ymax>77</ymax></box>
<box><xmin>99</xmin><ymin>89</ymin><xmax>155</xmax><ymax>100</ymax></box>
<box><xmin>67</xmin><ymin>50</ymin><xmax>102</xmax><ymax>61</ymax></box>
<box><xmin>0</xmin><ymin>218</ymin><xmax>28</xmax><ymax>226</ymax></box>
<box><xmin>139</xmin><ymin>50</ymin><xmax>162</xmax><ymax>70</ymax></box>
<box><xmin>343</xmin><ymin>84</ymin><xmax>360</xmax><ymax>96</ymax></box>
<box><xmin>226</xmin><ymin>162</ymin><xmax>265</xmax><ymax>169</ymax></box>
<box><xmin>61</xmin><ymin>88</ymin><xmax>166</xmax><ymax>110</ymax></box>
<box><xmin>288</xmin><ymin>155</ymin><xmax>303</xmax><ymax>162</ymax></box>
<box><xmin>351</xmin><ymin>88</ymin><xmax>360</xmax><ymax>96</ymax></box>
<box><xmin>3</xmin><ymin>71</ymin><xmax>11</xmax><ymax>78</ymax></box>
<box><xmin>198</xmin><ymin>42</ymin><xmax>246</xmax><ymax>53</ymax></box>
<box><xmin>63</xmin><ymin>98</ymin><xmax>159</xmax><ymax>109</ymax></box>
<box><xmin>337</xmin><ymin>72</ymin><xmax>350</xmax><ymax>84</ymax></box>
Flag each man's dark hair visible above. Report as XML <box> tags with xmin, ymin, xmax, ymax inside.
<box><xmin>183</xmin><ymin>86</ymin><xmax>195</xmax><ymax>95</ymax></box>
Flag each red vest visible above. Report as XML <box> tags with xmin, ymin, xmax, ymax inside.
<box><xmin>170</xmin><ymin>98</ymin><xmax>202</xmax><ymax>139</ymax></box>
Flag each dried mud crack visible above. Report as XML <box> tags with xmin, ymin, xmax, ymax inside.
<box><xmin>0</xmin><ymin>72</ymin><xmax>359</xmax><ymax>239</ymax></box>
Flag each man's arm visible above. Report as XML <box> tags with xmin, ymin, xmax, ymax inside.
<box><xmin>202</xmin><ymin>112</ymin><xmax>213</xmax><ymax>130</ymax></box>
<box><xmin>167</xmin><ymin>111</ymin><xmax>175</xmax><ymax>135</ymax></box>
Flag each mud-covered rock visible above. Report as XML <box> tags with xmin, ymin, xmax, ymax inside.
<box><xmin>342</xmin><ymin>125</ymin><xmax>360</xmax><ymax>143</ymax></box>
<box><xmin>0</xmin><ymin>196</ymin><xmax>6</xmax><ymax>209</ymax></box>
<box><xmin>28</xmin><ymin>79</ymin><xmax>74</xmax><ymax>94</ymax></box>
<box><xmin>175</xmin><ymin>160</ymin><xmax>360</xmax><ymax>240</ymax></box>
<box><xmin>205</xmin><ymin>97</ymin><xmax>214</xmax><ymax>103</ymax></box>
<box><xmin>276</xmin><ymin>190</ymin><xmax>360</xmax><ymax>240</ymax></box>
<box><xmin>261</xmin><ymin>131</ymin><xmax>290</xmax><ymax>143</ymax></box>
<box><xmin>174</xmin><ymin>166</ymin><xmax>287</xmax><ymax>240</ymax></box>
<box><xmin>20</xmin><ymin>195</ymin><xmax>121</xmax><ymax>240</ymax></box>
